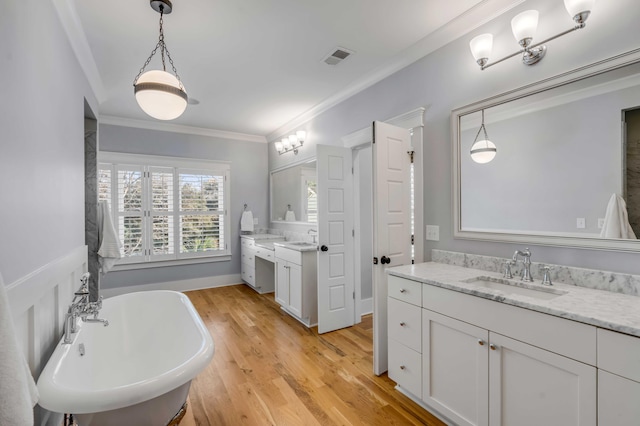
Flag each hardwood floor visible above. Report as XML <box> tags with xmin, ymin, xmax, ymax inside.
<box><xmin>181</xmin><ymin>285</ymin><xmax>445</xmax><ymax>426</ymax></box>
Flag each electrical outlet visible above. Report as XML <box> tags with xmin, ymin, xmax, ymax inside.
<box><xmin>598</xmin><ymin>218</ymin><xmax>605</xmax><ymax>229</ymax></box>
<box><xmin>426</xmin><ymin>225</ymin><xmax>440</xmax><ymax>241</ymax></box>
<box><xmin>576</xmin><ymin>218</ymin><xmax>586</xmax><ymax>229</ymax></box>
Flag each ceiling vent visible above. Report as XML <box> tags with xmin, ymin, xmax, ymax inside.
<box><xmin>323</xmin><ymin>47</ymin><xmax>354</xmax><ymax>66</ymax></box>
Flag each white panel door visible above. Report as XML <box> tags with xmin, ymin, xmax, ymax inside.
<box><xmin>489</xmin><ymin>332</ymin><xmax>596</xmax><ymax>426</ymax></box>
<box><xmin>317</xmin><ymin>144</ymin><xmax>354</xmax><ymax>334</ymax></box>
<box><xmin>372</xmin><ymin>121</ymin><xmax>412</xmax><ymax>375</ymax></box>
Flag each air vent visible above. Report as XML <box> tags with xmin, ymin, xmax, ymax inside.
<box><xmin>323</xmin><ymin>47</ymin><xmax>354</xmax><ymax>66</ymax></box>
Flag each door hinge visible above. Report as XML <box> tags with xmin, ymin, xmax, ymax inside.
<box><xmin>352</xmin><ymin>229</ymin><xmax>355</xmax><ymax>237</ymax></box>
<box><xmin>411</xmin><ymin>234</ymin><xmax>414</xmax><ymax>245</ymax></box>
<box><xmin>373</xmin><ymin>257</ymin><xmax>378</xmax><ymax>265</ymax></box>
<box><xmin>407</xmin><ymin>150</ymin><xmax>415</xmax><ymax>163</ymax></box>
<box><xmin>352</xmin><ymin>167</ymin><xmax>354</xmax><ymax>175</ymax></box>
<box><xmin>353</xmin><ymin>291</ymin><xmax>355</xmax><ymax>300</ymax></box>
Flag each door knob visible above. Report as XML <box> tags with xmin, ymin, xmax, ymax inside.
<box><xmin>380</xmin><ymin>256</ymin><xmax>391</xmax><ymax>264</ymax></box>
<box><xmin>320</xmin><ymin>245</ymin><xmax>328</xmax><ymax>252</ymax></box>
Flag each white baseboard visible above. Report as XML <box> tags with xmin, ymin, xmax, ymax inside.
<box><xmin>100</xmin><ymin>274</ymin><xmax>242</xmax><ymax>298</ymax></box>
<box><xmin>361</xmin><ymin>297</ymin><xmax>373</xmax><ymax>315</ymax></box>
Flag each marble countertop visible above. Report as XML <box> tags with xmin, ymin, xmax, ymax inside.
<box><xmin>273</xmin><ymin>241</ymin><xmax>318</xmax><ymax>252</ymax></box>
<box><xmin>387</xmin><ymin>262</ymin><xmax>640</xmax><ymax>338</ymax></box>
<box><xmin>241</xmin><ymin>233</ymin><xmax>284</xmax><ymax>241</ymax></box>
<box><xmin>255</xmin><ymin>242</ymin><xmax>276</xmax><ymax>250</ymax></box>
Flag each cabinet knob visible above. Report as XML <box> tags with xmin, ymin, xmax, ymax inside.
<box><xmin>399</xmin><ymin>289</ymin><xmax>406</xmax><ymax>293</ymax></box>
<box><xmin>399</xmin><ymin>322</ymin><xmax>406</xmax><ymax>327</ymax></box>
<box><xmin>400</xmin><ymin>365</ymin><xmax>406</xmax><ymax>370</ymax></box>
<box><xmin>478</xmin><ymin>339</ymin><xmax>485</xmax><ymax>346</ymax></box>
<box><xmin>490</xmin><ymin>344</ymin><xmax>498</xmax><ymax>351</ymax></box>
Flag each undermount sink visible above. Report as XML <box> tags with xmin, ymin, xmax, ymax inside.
<box><xmin>461</xmin><ymin>276</ymin><xmax>567</xmax><ymax>300</ymax></box>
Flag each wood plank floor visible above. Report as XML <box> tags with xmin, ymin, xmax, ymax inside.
<box><xmin>181</xmin><ymin>285</ymin><xmax>445</xmax><ymax>426</ymax></box>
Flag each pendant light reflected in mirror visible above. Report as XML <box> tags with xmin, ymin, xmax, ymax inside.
<box><xmin>470</xmin><ymin>109</ymin><xmax>497</xmax><ymax>164</ymax></box>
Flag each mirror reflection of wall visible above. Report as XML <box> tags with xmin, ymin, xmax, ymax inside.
<box><xmin>459</xmin><ymin>61</ymin><xmax>640</xmax><ymax>239</ymax></box>
<box><xmin>271</xmin><ymin>160</ymin><xmax>317</xmax><ymax>223</ymax></box>
<box><xmin>626</xmin><ymin>108</ymin><xmax>640</xmax><ymax>236</ymax></box>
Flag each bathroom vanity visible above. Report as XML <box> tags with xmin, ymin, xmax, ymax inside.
<box><xmin>274</xmin><ymin>241</ymin><xmax>318</xmax><ymax>327</ymax></box>
<box><xmin>240</xmin><ymin>234</ymin><xmax>284</xmax><ymax>293</ymax></box>
<box><xmin>386</xmin><ymin>261</ymin><xmax>640</xmax><ymax>426</ymax></box>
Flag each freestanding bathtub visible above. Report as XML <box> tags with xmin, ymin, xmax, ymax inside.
<box><xmin>37</xmin><ymin>290</ymin><xmax>214</xmax><ymax>426</ymax></box>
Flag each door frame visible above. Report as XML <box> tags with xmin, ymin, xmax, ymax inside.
<box><xmin>341</xmin><ymin>107</ymin><xmax>425</xmax><ymax>331</ymax></box>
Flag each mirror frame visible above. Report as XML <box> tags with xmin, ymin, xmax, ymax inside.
<box><xmin>270</xmin><ymin>156</ymin><xmax>317</xmax><ymax>225</ymax></box>
<box><xmin>452</xmin><ymin>48</ymin><xmax>640</xmax><ymax>252</ymax></box>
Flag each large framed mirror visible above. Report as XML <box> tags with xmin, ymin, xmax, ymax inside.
<box><xmin>270</xmin><ymin>159</ymin><xmax>317</xmax><ymax>224</ymax></box>
<box><xmin>453</xmin><ymin>50</ymin><xmax>640</xmax><ymax>251</ymax></box>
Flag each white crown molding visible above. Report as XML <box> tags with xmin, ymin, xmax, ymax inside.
<box><xmin>51</xmin><ymin>0</ymin><xmax>106</xmax><ymax>102</ymax></box>
<box><xmin>100</xmin><ymin>115</ymin><xmax>268</xmax><ymax>143</ymax></box>
<box><xmin>342</xmin><ymin>107</ymin><xmax>427</xmax><ymax>148</ymax></box>
<box><xmin>268</xmin><ymin>0</ymin><xmax>525</xmax><ymax>142</ymax></box>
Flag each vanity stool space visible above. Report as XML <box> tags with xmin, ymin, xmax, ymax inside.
<box><xmin>386</xmin><ymin>262</ymin><xmax>640</xmax><ymax>426</ymax></box>
<box><xmin>240</xmin><ymin>234</ymin><xmax>284</xmax><ymax>293</ymax></box>
<box><xmin>274</xmin><ymin>242</ymin><xmax>318</xmax><ymax>327</ymax></box>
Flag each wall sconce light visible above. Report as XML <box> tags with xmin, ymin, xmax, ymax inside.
<box><xmin>469</xmin><ymin>0</ymin><xmax>595</xmax><ymax>70</ymax></box>
<box><xmin>133</xmin><ymin>0</ymin><xmax>188</xmax><ymax>120</ymax></box>
<box><xmin>275</xmin><ymin>130</ymin><xmax>306</xmax><ymax>155</ymax></box>
<box><xmin>470</xmin><ymin>110</ymin><xmax>497</xmax><ymax>164</ymax></box>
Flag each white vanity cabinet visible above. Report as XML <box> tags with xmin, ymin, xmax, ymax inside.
<box><xmin>240</xmin><ymin>235</ymin><xmax>283</xmax><ymax>293</ymax></box>
<box><xmin>274</xmin><ymin>245</ymin><xmax>317</xmax><ymax>327</ymax></box>
<box><xmin>388</xmin><ymin>275</ymin><xmax>597</xmax><ymax>426</ymax></box>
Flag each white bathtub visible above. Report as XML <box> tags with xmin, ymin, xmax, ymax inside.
<box><xmin>37</xmin><ymin>290</ymin><xmax>214</xmax><ymax>426</ymax></box>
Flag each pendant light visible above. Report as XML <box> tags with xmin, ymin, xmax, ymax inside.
<box><xmin>470</xmin><ymin>110</ymin><xmax>497</xmax><ymax>164</ymax></box>
<box><xmin>133</xmin><ymin>0</ymin><xmax>187</xmax><ymax>120</ymax></box>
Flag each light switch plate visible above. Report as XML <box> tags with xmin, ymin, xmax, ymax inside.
<box><xmin>576</xmin><ymin>218</ymin><xmax>586</xmax><ymax>229</ymax></box>
<box><xmin>426</xmin><ymin>225</ymin><xmax>440</xmax><ymax>241</ymax></box>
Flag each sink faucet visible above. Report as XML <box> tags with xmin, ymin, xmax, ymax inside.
<box><xmin>63</xmin><ymin>273</ymin><xmax>108</xmax><ymax>344</ymax></box>
<box><xmin>308</xmin><ymin>229</ymin><xmax>318</xmax><ymax>243</ymax></box>
<box><xmin>512</xmin><ymin>248</ymin><xmax>533</xmax><ymax>282</ymax></box>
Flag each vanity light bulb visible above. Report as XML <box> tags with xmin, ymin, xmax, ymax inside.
<box><xmin>296</xmin><ymin>130</ymin><xmax>306</xmax><ymax>143</ymax></box>
<box><xmin>470</xmin><ymin>140</ymin><xmax>497</xmax><ymax>164</ymax></box>
<box><xmin>469</xmin><ymin>33</ymin><xmax>493</xmax><ymax>65</ymax></box>
<box><xmin>274</xmin><ymin>141</ymin><xmax>283</xmax><ymax>152</ymax></box>
<box><xmin>289</xmin><ymin>134</ymin><xmax>299</xmax><ymax>147</ymax></box>
<box><xmin>282</xmin><ymin>138</ymin><xmax>292</xmax><ymax>150</ymax></box>
<box><xmin>563</xmin><ymin>0</ymin><xmax>595</xmax><ymax>21</ymax></box>
<box><xmin>511</xmin><ymin>10</ymin><xmax>539</xmax><ymax>46</ymax></box>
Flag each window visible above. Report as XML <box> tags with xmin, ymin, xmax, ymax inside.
<box><xmin>301</xmin><ymin>168</ymin><xmax>317</xmax><ymax>223</ymax></box>
<box><xmin>99</xmin><ymin>153</ymin><xmax>230</xmax><ymax>266</ymax></box>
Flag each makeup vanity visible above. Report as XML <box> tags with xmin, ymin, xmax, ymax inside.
<box><xmin>240</xmin><ymin>234</ymin><xmax>284</xmax><ymax>293</ymax></box>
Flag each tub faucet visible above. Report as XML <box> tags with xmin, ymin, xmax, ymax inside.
<box><xmin>63</xmin><ymin>273</ymin><xmax>108</xmax><ymax>344</ymax></box>
<box><xmin>512</xmin><ymin>248</ymin><xmax>533</xmax><ymax>282</ymax></box>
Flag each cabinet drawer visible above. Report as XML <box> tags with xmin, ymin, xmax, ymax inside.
<box><xmin>241</xmin><ymin>238</ymin><xmax>255</xmax><ymax>249</ymax></box>
<box><xmin>241</xmin><ymin>266</ymin><xmax>255</xmax><ymax>286</ymax></box>
<box><xmin>598</xmin><ymin>369</ymin><xmax>640</xmax><ymax>426</ymax></box>
<box><xmin>389</xmin><ymin>341</ymin><xmax>421</xmax><ymax>399</ymax></box>
<box><xmin>388</xmin><ymin>297</ymin><xmax>421</xmax><ymax>352</ymax></box>
<box><xmin>388</xmin><ymin>275</ymin><xmax>421</xmax><ymax>306</ymax></box>
<box><xmin>255</xmin><ymin>248</ymin><xmax>274</xmax><ymax>262</ymax></box>
<box><xmin>598</xmin><ymin>328</ymin><xmax>640</xmax><ymax>382</ymax></box>
<box><xmin>241</xmin><ymin>249</ymin><xmax>255</xmax><ymax>265</ymax></box>
<box><xmin>274</xmin><ymin>246</ymin><xmax>301</xmax><ymax>265</ymax></box>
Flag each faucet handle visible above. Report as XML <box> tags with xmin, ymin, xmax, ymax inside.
<box><xmin>503</xmin><ymin>260</ymin><xmax>514</xmax><ymax>279</ymax></box>
<box><xmin>541</xmin><ymin>266</ymin><xmax>553</xmax><ymax>286</ymax></box>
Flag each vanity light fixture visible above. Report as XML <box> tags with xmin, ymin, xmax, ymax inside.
<box><xmin>275</xmin><ymin>130</ymin><xmax>306</xmax><ymax>155</ymax></box>
<box><xmin>133</xmin><ymin>0</ymin><xmax>188</xmax><ymax>120</ymax></box>
<box><xmin>469</xmin><ymin>0</ymin><xmax>595</xmax><ymax>71</ymax></box>
<box><xmin>470</xmin><ymin>110</ymin><xmax>497</xmax><ymax>164</ymax></box>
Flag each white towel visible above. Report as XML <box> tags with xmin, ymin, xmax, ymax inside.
<box><xmin>600</xmin><ymin>194</ymin><xmax>637</xmax><ymax>239</ymax></box>
<box><xmin>241</xmin><ymin>210</ymin><xmax>254</xmax><ymax>232</ymax></box>
<box><xmin>285</xmin><ymin>210</ymin><xmax>296</xmax><ymax>222</ymax></box>
<box><xmin>0</xmin><ymin>272</ymin><xmax>39</xmax><ymax>426</ymax></box>
<box><xmin>97</xmin><ymin>201</ymin><xmax>122</xmax><ymax>274</ymax></box>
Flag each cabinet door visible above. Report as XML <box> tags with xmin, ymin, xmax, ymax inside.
<box><xmin>288</xmin><ymin>262</ymin><xmax>303</xmax><ymax>318</ymax></box>
<box><xmin>422</xmin><ymin>309</ymin><xmax>489</xmax><ymax>426</ymax></box>
<box><xmin>489</xmin><ymin>333</ymin><xmax>596</xmax><ymax>426</ymax></box>
<box><xmin>275</xmin><ymin>261</ymin><xmax>289</xmax><ymax>307</ymax></box>
<box><xmin>598</xmin><ymin>369</ymin><xmax>640</xmax><ymax>426</ymax></box>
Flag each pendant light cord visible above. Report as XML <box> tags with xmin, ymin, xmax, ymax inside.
<box><xmin>472</xmin><ymin>109</ymin><xmax>490</xmax><ymax>147</ymax></box>
<box><xmin>133</xmin><ymin>4</ymin><xmax>184</xmax><ymax>90</ymax></box>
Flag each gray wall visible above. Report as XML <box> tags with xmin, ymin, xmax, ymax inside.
<box><xmin>98</xmin><ymin>124</ymin><xmax>269</xmax><ymax>289</ymax></box>
<box><xmin>0</xmin><ymin>0</ymin><xmax>98</xmax><ymax>285</ymax></box>
<box><xmin>269</xmin><ymin>0</ymin><xmax>640</xmax><ymax>276</ymax></box>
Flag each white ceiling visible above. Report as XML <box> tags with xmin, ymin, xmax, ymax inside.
<box><xmin>68</xmin><ymin>0</ymin><xmax>522</xmax><ymax>140</ymax></box>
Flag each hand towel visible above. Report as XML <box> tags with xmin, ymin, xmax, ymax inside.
<box><xmin>0</xmin><ymin>272</ymin><xmax>39</xmax><ymax>426</ymax></box>
<box><xmin>97</xmin><ymin>201</ymin><xmax>122</xmax><ymax>274</ymax></box>
<box><xmin>600</xmin><ymin>194</ymin><xmax>637</xmax><ymax>239</ymax></box>
<box><xmin>241</xmin><ymin>210</ymin><xmax>254</xmax><ymax>232</ymax></box>
<box><xmin>285</xmin><ymin>210</ymin><xmax>296</xmax><ymax>222</ymax></box>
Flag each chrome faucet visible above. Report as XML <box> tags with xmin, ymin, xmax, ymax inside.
<box><xmin>63</xmin><ymin>273</ymin><xmax>108</xmax><ymax>344</ymax></box>
<box><xmin>308</xmin><ymin>229</ymin><xmax>318</xmax><ymax>243</ymax></box>
<box><xmin>512</xmin><ymin>248</ymin><xmax>533</xmax><ymax>282</ymax></box>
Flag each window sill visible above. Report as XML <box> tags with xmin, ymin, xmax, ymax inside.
<box><xmin>110</xmin><ymin>254</ymin><xmax>231</xmax><ymax>271</ymax></box>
